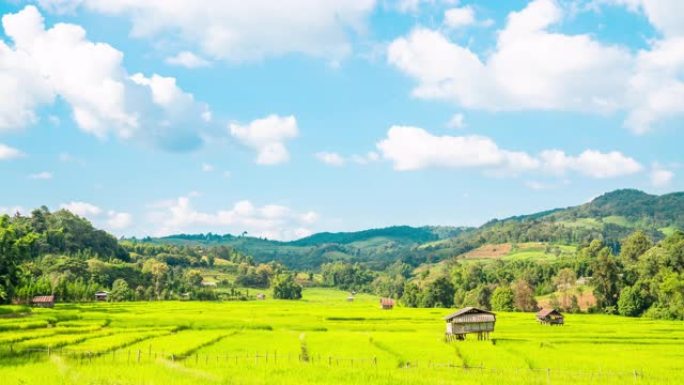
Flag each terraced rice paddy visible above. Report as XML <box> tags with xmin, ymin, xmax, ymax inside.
<box><xmin>0</xmin><ymin>288</ymin><xmax>683</xmax><ymax>384</ymax></box>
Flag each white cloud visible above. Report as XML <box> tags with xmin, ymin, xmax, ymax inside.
<box><xmin>444</xmin><ymin>6</ymin><xmax>476</xmax><ymax>28</ymax></box>
<box><xmin>165</xmin><ymin>51</ymin><xmax>211</xmax><ymax>68</ymax></box>
<box><xmin>28</xmin><ymin>171</ymin><xmax>53</xmax><ymax>180</ymax></box>
<box><xmin>0</xmin><ymin>6</ymin><xmax>210</xmax><ymax>150</ymax></box>
<box><xmin>315</xmin><ymin>151</ymin><xmax>346</xmax><ymax>166</ymax></box>
<box><xmin>36</xmin><ymin>0</ymin><xmax>376</xmax><ymax>62</ymax></box>
<box><xmin>201</xmin><ymin>163</ymin><xmax>214</xmax><ymax>172</ymax></box>
<box><xmin>446</xmin><ymin>113</ymin><xmax>465</xmax><ymax>129</ymax></box>
<box><xmin>61</xmin><ymin>201</ymin><xmax>103</xmax><ymax>217</ymax></box>
<box><xmin>315</xmin><ymin>151</ymin><xmax>380</xmax><ymax>167</ymax></box>
<box><xmin>388</xmin><ymin>0</ymin><xmax>684</xmax><ymax>133</ymax></box>
<box><xmin>0</xmin><ymin>143</ymin><xmax>24</xmax><ymax>159</ymax></box>
<box><xmin>376</xmin><ymin>125</ymin><xmax>643</xmax><ymax>178</ymax></box>
<box><xmin>539</xmin><ymin>149</ymin><xmax>643</xmax><ymax>178</ymax></box>
<box><xmin>60</xmin><ymin>201</ymin><xmax>132</xmax><ymax>232</ymax></box>
<box><xmin>650</xmin><ymin>165</ymin><xmax>674</xmax><ymax>187</ymax></box>
<box><xmin>606</xmin><ymin>0</ymin><xmax>684</xmax><ymax>37</ymax></box>
<box><xmin>147</xmin><ymin>195</ymin><xmax>318</xmax><ymax>240</ymax></box>
<box><xmin>107</xmin><ymin>210</ymin><xmax>133</xmax><ymax>230</ymax></box>
<box><xmin>229</xmin><ymin>115</ymin><xmax>299</xmax><ymax>165</ymax></box>
<box><xmin>376</xmin><ymin>125</ymin><xmax>539</xmax><ymax>172</ymax></box>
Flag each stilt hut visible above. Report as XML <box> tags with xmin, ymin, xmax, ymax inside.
<box><xmin>94</xmin><ymin>291</ymin><xmax>109</xmax><ymax>301</ymax></box>
<box><xmin>444</xmin><ymin>307</ymin><xmax>496</xmax><ymax>341</ymax></box>
<box><xmin>31</xmin><ymin>295</ymin><xmax>55</xmax><ymax>308</ymax></box>
<box><xmin>536</xmin><ymin>308</ymin><xmax>564</xmax><ymax>325</ymax></box>
<box><xmin>380</xmin><ymin>298</ymin><xmax>395</xmax><ymax>310</ymax></box>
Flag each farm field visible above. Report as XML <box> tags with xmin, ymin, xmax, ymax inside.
<box><xmin>0</xmin><ymin>289</ymin><xmax>683</xmax><ymax>385</ymax></box>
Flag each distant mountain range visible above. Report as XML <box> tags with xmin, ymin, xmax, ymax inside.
<box><xmin>135</xmin><ymin>189</ymin><xmax>684</xmax><ymax>269</ymax></box>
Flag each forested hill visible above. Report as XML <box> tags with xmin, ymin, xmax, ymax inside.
<box><xmin>138</xmin><ymin>226</ymin><xmax>471</xmax><ymax>269</ymax></box>
<box><xmin>507</xmin><ymin>189</ymin><xmax>684</xmax><ymax>228</ymax></box>
<box><xmin>135</xmin><ymin>189</ymin><xmax>683</xmax><ymax>269</ymax></box>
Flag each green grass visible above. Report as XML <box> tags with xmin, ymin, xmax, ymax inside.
<box><xmin>1</xmin><ymin>288</ymin><xmax>683</xmax><ymax>384</ymax></box>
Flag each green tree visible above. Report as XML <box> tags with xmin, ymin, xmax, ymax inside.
<box><xmin>591</xmin><ymin>248</ymin><xmax>621</xmax><ymax>312</ymax></box>
<box><xmin>512</xmin><ymin>279</ymin><xmax>537</xmax><ymax>311</ymax></box>
<box><xmin>620</xmin><ymin>231</ymin><xmax>653</xmax><ymax>264</ymax></box>
<box><xmin>491</xmin><ymin>286</ymin><xmax>515</xmax><ymax>311</ymax></box>
<box><xmin>272</xmin><ymin>274</ymin><xmax>302</xmax><ymax>300</ymax></box>
<box><xmin>421</xmin><ymin>276</ymin><xmax>454</xmax><ymax>308</ymax></box>
<box><xmin>617</xmin><ymin>285</ymin><xmax>647</xmax><ymax>317</ymax></box>
<box><xmin>184</xmin><ymin>269</ymin><xmax>203</xmax><ymax>287</ymax></box>
<box><xmin>401</xmin><ymin>282</ymin><xmax>421</xmax><ymax>307</ymax></box>
<box><xmin>109</xmin><ymin>279</ymin><xmax>131</xmax><ymax>302</ymax></box>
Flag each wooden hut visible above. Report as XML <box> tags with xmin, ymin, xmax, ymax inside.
<box><xmin>256</xmin><ymin>293</ymin><xmax>266</xmax><ymax>300</ymax></box>
<box><xmin>536</xmin><ymin>308</ymin><xmax>564</xmax><ymax>325</ymax></box>
<box><xmin>31</xmin><ymin>295</ymin><xmax>55</xmax><ymax>308</ymax></box>
<box><xmin>444</xmin><ymin>307</ymin><xmax>496</xmax><ymax>341</ymax></box>
<box><xmin>380</xmin><ymin>298</ymin><xmax>395</xmax><ymax>310</ymax></box>
<box><xmin>346</xmin><ymin>295</ymin><xmax>354</xmax><ymax>302</ymax></box>
<box><xmin>94</xmin><ymin>291</ymin><xmax>109</xmax><ymax>301</ymax></box>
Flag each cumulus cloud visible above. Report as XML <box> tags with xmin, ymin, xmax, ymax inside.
<box><xmin>60</xmin><ymin>201</ymin><xmax>103</xmax><ymax>217</ymax></box>
<box><xmin>60</xmin><ymin>201</ymin><xmax>132</xmax><ymax>232</ymax></box>
<box><xmin>444</xmin><ymin>6</ymin><xmax>476</xmax><ymax>28</ymax></box>
<box><xmin>230</xmin><ymin>115</ymin><xmax>299</xmax><ymax>165</ymax></box>
<box><xmin>147</xmin><ymin>195</ymin><xmax>318</xmax><ymax>240</ymax></box>
<box><xmin>36</xmin><ymin>0</ymin><xmax>376</xmax><ymax>62</ymax></box>
<box><xmin>650</xmin><ymin>165</ymin><xmax>674</xmax><ymax>187</ymax></box>
<box><xmin>165</xmin><ymin>51</ymin><xmax>211</xmax><ymax>68</ymax></box>
<box><xmin>106</xmin><ymin>210</ymin><xmax>133</xmax><ymax>230</ymax></box>
<box><xmin>388</xmin><ymin>0</ymin><xmax>684</xmax><ymax>133</ymax></box>
<box><xmin>0</xmin><ymin>6</ymin><xmax>210</xmax><ymax>150</ymax></box>
<box><xmin>539</xmin><ymin>149</ymin><xmax>643</xmax><ymax>178</ymax></box>
<box><xmin>0</xmin><ymin>143</ymin><xmax>24</xmax><ymax>160</ymax></box>
<box><xmin>375</xmin><ymin>125</ymin><xmax>643</xmax><ymax>178</ymax></box>
<box><xmin>377</xmin><ymin>126</ymin><xmax>539</xmax><ymax>173</ymax></box>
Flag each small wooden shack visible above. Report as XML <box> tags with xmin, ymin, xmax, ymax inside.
<box><xmin>537</xmin><ymin>308</ymin><xmax>564</xmax><ymax>325</ymax></box>
<box><xmin>31</xmin><ymin>295</ymin><xmax>55</xmax><ymax>308</ymax></box>
<box><xmin>380</xmin><ymin>298</ymin><xmax>395</xmax><ymax>310</ymax></box>
<box><xmin>94</xmin><ymin>291</ymin><xmax>109</xmax><ymax>301</ymax></box>
<box><xmin>347</xmin><ymin>295</ymin><xmax>354</xmax><ymax>302</ymax></box>
<box><xmin>444</xmin><ymin>307</ymin><xmax>496</xmax><ymax>341</ymax></box>
<box><xmin>256</xmin><ymin>293</ymin><xmax>266</xmax><ymax>300</ymax></box>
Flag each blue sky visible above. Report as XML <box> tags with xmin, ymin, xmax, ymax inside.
<box><xmin>0</xmin><ymin>0</ymin><xmax>682</xmax><ymax>239</ymax></box>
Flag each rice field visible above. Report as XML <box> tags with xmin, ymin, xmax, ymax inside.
<box><xmin>0</xmin><ymin>288</ymin><xmax>683</xmax><ymax>385</ymax></box>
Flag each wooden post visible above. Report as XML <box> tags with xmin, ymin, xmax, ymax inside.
<box><xmin>137</xmin><ymin>349</ymin><xmax>141</xmax><ymax>363</ymax></box>
<box><xmin>546</xmin><ymin>368</ymin><xmax>551</xmax><ymax>385</ymax></box>
<box><xmin>171</xmin><ymin>354</ymin><xmax>175</xmax><ymax>362</ymax></box>
<box><xmin>47</xmin><ymin>347</ymin><xmax>51</xmax><ymax>357</ymax></box>
<box><xmin>196</xmin><ymin>354</ymin><xmax>199</xmax><ymax>365</ymax></box>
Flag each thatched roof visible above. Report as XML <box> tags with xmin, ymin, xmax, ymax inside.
<box><xmin>31</xmin><ymin>295</ymin><xmax>55</xmax><ymax>303</ymax></box>
<box><xmin>444</xmin><ymin>307</ymin><xmax>496</xmax><ymax>322</ymax></box>
<box><xmin>537</xmin><ymin>308</ymin><xmax>563</xmax><ymax>318</ymax></box>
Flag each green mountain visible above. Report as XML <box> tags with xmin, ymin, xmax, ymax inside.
<box><xmin>135</xmin><ymin>189</ymin><xmax>683</xmax><ymax>269</ymax></box>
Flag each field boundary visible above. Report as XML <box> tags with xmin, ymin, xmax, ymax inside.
<box><xmin>7</xmin><ymin>347</ymin><xmax>667</xmax><ymax>381</ymax></box>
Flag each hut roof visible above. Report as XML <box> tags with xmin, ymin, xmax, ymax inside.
<box><xmin>537</xmin><ymin>308</ymin><xmax>563</xmax><ymax>318</ymax></box>
<box><xmin>380</xmin><ymin>298</ymin><xmax>395</xmax><ymax>306</ymax></box>
<box><xmin>444</xmin><ymin>307</ymin><xmax>496</xmax><ymax>322</ymax></box>
<box><xmin>31</xmin><ymin>295</ymin><xmax>55</xmax><ymax>303</ymax></box>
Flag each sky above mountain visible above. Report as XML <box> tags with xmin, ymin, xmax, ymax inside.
<box><xmin>0</xmin><ymin>0</ymin><xmax>682</xmax><ymax>239</ymax></box>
